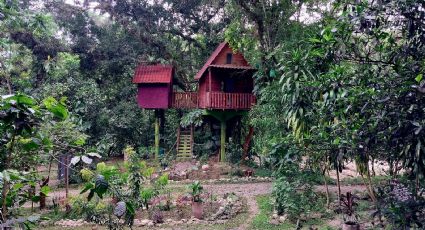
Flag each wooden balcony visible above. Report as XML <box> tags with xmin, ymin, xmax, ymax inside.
<box><xmin>172</xmin><ymin>92</ymin><xmax>198</xmax><ymax>109</ymax></box>
<box><xmin>171</xmin><ymin>92</ymin><xmax>255</xmax><ymax>110</ymax></box>
<box><xmin>208</xmin><ymin>92</ymin><xmax>255</xmax><ymax>109</ymax></box>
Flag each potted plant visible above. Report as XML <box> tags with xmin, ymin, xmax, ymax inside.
<box><xmin>189</xmin><ymin>181</ymin><xmax>204</xmax><ymax>219</ymax></box>
<box><xmin>341</xmin><ymin>192</ymin><xmax>360</xmax><ymax>230</ymax></box>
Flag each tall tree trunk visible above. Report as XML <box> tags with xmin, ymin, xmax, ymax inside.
<box><xmin>64</xmin><ymin>155</ymin><xmax>69</xmax><ymax>199</ymax></box>
<box><xmin>39</xmin><ymin>158</ymin><xmax>53</xmax><ymax>210</ymax></box>
<box><xmin>323</xmin><ymin>165</ymin><xmax>330</xmax><ymax>208</ymax></box>
<box><xmin>365</xmin><ymin>152</ymin><xmax>377</xmax><ymax>202</ymax></box>
<box><xmin>336</xmin><ymin>164</ymin><xmax>341</xmax><ymax>207</ymax></box>
<box><xmin>242</xmin><ymin>126</ymin><xmax>254</xmax><ymax>164</ymax></box>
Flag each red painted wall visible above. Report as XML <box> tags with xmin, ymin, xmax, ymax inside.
<box><xmin>137</xmin><ymin>83</ymin><xmax>170</xmax><ymax>109</ymax></box>
<box><xmin>198</xmin><ymin>76</ymin><xmax>207</xmax><ymax>108</ymax></box>
<box><xmin>212</xmin><ymin>45</ymin><xmax>249</xmax><ymax>66</ymax></box>
<box><xmin>198</xmin><ymin>68</ymin><xmax>254</xmax><ymax>109</ymax></box>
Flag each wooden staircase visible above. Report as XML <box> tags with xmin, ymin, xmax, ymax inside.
<box><xmin>176</xmin><ymin>126</ymin><xmax>193</xmax><ymax>160</ymax></box>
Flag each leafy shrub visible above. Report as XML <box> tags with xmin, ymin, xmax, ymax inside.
<box><xmin>180</xmin><ymin>110</ymin><xmax>203</xmax><ymax>128</ymax></box>
<box><xmin>373</xmin><ymin>180</ymin><xmax>425</xmax><ymax>228</ymax></box>
<box><xmin>137</xmin><ymin>146</ymin><xmax>152</xmax><ymax>160</ymax></box>
<box><xmin>199</xmin><ymin>154</ymin><xmax>209</xmax><ymax>164</ymax></box>
<box><xmin>189</xmin><ymin>181</ymin><xmax>203</xmax><ymax>202</ymax></box>
<box><xmin>124</xmin><ymin>146</ymin><xmax>143</xmax><ymax>200</ymax></box>
<box><xmin>140</xmin><ymin>188</ymin><xmax>155</xmax><ymax>210</ymax></box>
<box><xmin>230</xmin><ymin>167</ymin><xmax>245</xmax><ymax>177</ymax></box>
<box><xmin>253</xmin><ymin>167</ymin><xmax>273</xmax><ymax>177</ymax></box>
<box><xmin>272</xmin><ymin>177</ymin><xmax>322</xmax><ymax>219</ymax></box>
<box><xmin>271</xmin><ymin>142</ymin><xmax>324</xmax><ymax>220</ymax></box>
<box><xmin>226</xmin><ymin>138</ymin><xmax>243</xmax><ymax>164</ymax></box>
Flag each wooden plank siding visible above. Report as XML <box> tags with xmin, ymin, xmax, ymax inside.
<box><xmin>171</xmin><ymin>92</ymin><xmax>255</xmax><ymax>110</ymax></box>
<box><xmin>212</xmin><ymin>45</ymin><xmax>249</xmax><ymax>66</ymax></box>
<box><xmin>172</xmin><ymin>92</ymin><xmax>198</xmax><ymax>108</ymax></box>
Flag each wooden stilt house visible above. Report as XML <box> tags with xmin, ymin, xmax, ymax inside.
<box><xmin>133</xmin><ymin>42</ymin><xmax>256</xmax><ymax>161</ymax></box>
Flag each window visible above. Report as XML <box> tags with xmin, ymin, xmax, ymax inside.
<box><xmin>226</xmin><ymin>53</ymin><xmax>232</xmax><ymax>64</ymax></box>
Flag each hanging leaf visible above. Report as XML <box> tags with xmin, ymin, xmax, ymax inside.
<box><xmin>70</xmin><ymin>156</ymin><xmax>81</xmax><ymax>165</ymax></box>
<box><xmin>269</xmin><ymin>69</ymin><xmax>276</xmax><ymax>78</ymax></box>
<box><xmin>40</xmin><ymin>186</ymin><xmax>51</xmax><ymax>196</ymax></box>
<box><xmin>87</xmin><ymin>152</ymin><xmax>101</xmax><ymax>158</ymax></box>
<box><xmin>43</xmin><ymin>97</ymin><xmax>69</xmax><ymax>120</ymax></box>
<box><xmin>94</xmin><ymin>175</ymin><xmax>108</xmax><ymax>198</ymax></box>
<box><xmin>415</xmin><ymin>74</ymin><xmax>423</xmax><ymax>83</ymax></box>
<box><xmin>80</xmin><ymin>182</ymin><xmax>95</xmax><ymax>194</ymax></box>
<box><xmin>81</xmin><ymin>156</ymin><xmax>93</xmax><ymax>164</ymax></box>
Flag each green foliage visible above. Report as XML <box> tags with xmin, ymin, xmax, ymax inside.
<box><xmin>189</xmin><ymin>181</ymin><xmax>203</xmax><ymax>203</ymax></box>
<box><xmin>124</xmin><ymin>146</ymin><xmax>144</xmax><ymax>200</ymax></box>
<box><xmin>272</xmin><ymin>177</ymin><xmax>323</xmax><ymax>220</ymax></box>
<box><xmin>373</xmin><ymin>180</ymin><xmax>425</xmax><ymax>228</ymax></box>
<box><xmin>226</xmin><ymin>138</ymin><xmax>243</xmax><ymax>164</ymax></box>
<box><xmin>180</xmin><ymin>110</ymin><xmax>203</xmax><ymax>128</ymax></box>
<box><xmin>0</xmin><ymin>93</ymin><xmax>70</xmax><ymax>220</ymax></box>
<box><xmin>140</xmin><ymin>188</ymin><xmax>155</xmax><ymax>210</ymax></box>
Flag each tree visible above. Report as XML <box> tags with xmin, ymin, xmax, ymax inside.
<box><xmin>0</xmin><ymin>94</ymin><xmax>68</xmax><ymax>220</ymax></box>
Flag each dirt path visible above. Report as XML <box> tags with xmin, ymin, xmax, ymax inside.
<box><xmin>204</xmin><ymin>182</ymin><xmax>367</xmax><ymax>230</ymax></box>
<box><xmin>204</xmin><ymin>182</ymin><xmax>272</xmax><ymax>230</ymax></box>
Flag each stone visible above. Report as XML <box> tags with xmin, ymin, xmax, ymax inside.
<box><xmin>147</xmin><ymin>221</ymin><xmax>154</xmax><ymax>227</ymax></box>
<box><xmin>140</xmin><ymin>219</ymin><xmax>150</xmax><ymax>226</ymax></box>
<box><xmin>202</xmin><ymin>164</ymin><xmax>210</xmax><ymax>171</ymax></box>
<box><xmin>269</xmin><ymin>219</ymin><xmax>280</xmax><ymax>225</ymax></box>
<box><xmin>279</xmin><ymin>214</ymin><xmax>287</xmax><ymax>223</ymax></box>
<box><xmin>272</xmin><ymin>213</ymin><xmax>279</xmax><ymax>219</ymax></box>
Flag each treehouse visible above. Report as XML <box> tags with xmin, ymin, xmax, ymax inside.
<box><xmin>133</xmin><ymin>42</ymin><xmax>256</xmax><ymax>161</ymax></box>
<box><xmin>172</xmin><ymin>42</ymin><xmax>256</xmax><ymax>110</ymax></box>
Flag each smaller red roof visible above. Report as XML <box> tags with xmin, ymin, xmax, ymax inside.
<box><xmin>133</xmin><ymin>64</ymin><xmax>173</xmax><ymax>84</ymax></box>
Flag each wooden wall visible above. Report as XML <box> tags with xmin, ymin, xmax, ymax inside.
<box><xmin>198</xmin><ymin>75</ymin><xmax>207</xmax><ymax>108</ymax></box>
<box><xmin>212</xmin><ymin>45</ymin><xmax>249</xmax><ymax>66</ymax></box>
<box><xmin>137</xmin><ymin>83</ymin><xmax>171</xmax><ymax>109</ymax></box>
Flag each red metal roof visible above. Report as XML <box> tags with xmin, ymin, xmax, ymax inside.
<box><xmin>194</xmin><ymin>42</ymin><xmax>253</xmax><ymax>80</ymax></box>
<box><xmin>209</xmin><ymin>64</ymin><xmax>254</xmax><ymax>70</ymax></box>
<box><xmin>194</xmin><ymin>42</ymin><xmax>227</xmax><ymax>80</ymax></box>
<box><xmin>132</xmin><ymin>64</ymin><xmax>173</xmax><ymax>84</ymax></box>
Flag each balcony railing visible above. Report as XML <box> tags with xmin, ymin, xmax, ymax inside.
<box><xmin>172</xmin><ymin>92</ymin><xmax>198</xmax><ymax>109</ymax></box>
<box><xmin>171</xmin><ymin>92</ymin><xmax>255</xmax><ymax>110</ymax></box>
<box><xmin>208</xmin><ymin>92</ymin><xmax>255</xmax><ymax>109</ymax></box>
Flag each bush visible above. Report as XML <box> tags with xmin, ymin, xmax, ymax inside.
<box><xmin>270</xmin><ymin>142</ymin><xmax>325</xmax><ymax>220</ymax></box>
<box><xmin>373</xmin><ymin>180</ymin><xmax>425</xmax><ymax>228</ymax></box>
<box><xmin>137</xmin><ymin>146</ymin><xmax>152</xmax><ymax>160</ymax></box>
<box><xmin>227</xmin><ymin>138</ymin><xmax>243</xmax><ymax>164</ymax></box>
<box><xmin>272</xmin><ymin>177</ymin><xmax>323</xmax><ymax>220</ymax></box>
<box><xmin>230</xmin><ymin>167</ymin><xmax>245</xmax><ymax>177</ymax></box>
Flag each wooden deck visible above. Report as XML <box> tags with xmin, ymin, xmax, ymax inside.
<box><xmin>171</xmin><ymin>92</ymin><xmax>255</xmax><ymax>110</ymax></box>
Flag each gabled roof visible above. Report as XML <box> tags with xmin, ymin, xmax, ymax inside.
<box><xmin>132</xmin><ymin>64</ymin><xmax>173</xmax><ymax>84</ymax></box>
<box><xmin>194</xmin><ymin>42</ymin><xmax>252</xmax><ymax>80</ymax></box>
<box><xmin>194</xmin><ymin>42</ymin><xmax>226</xmax><ymax>80</ymax></box>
